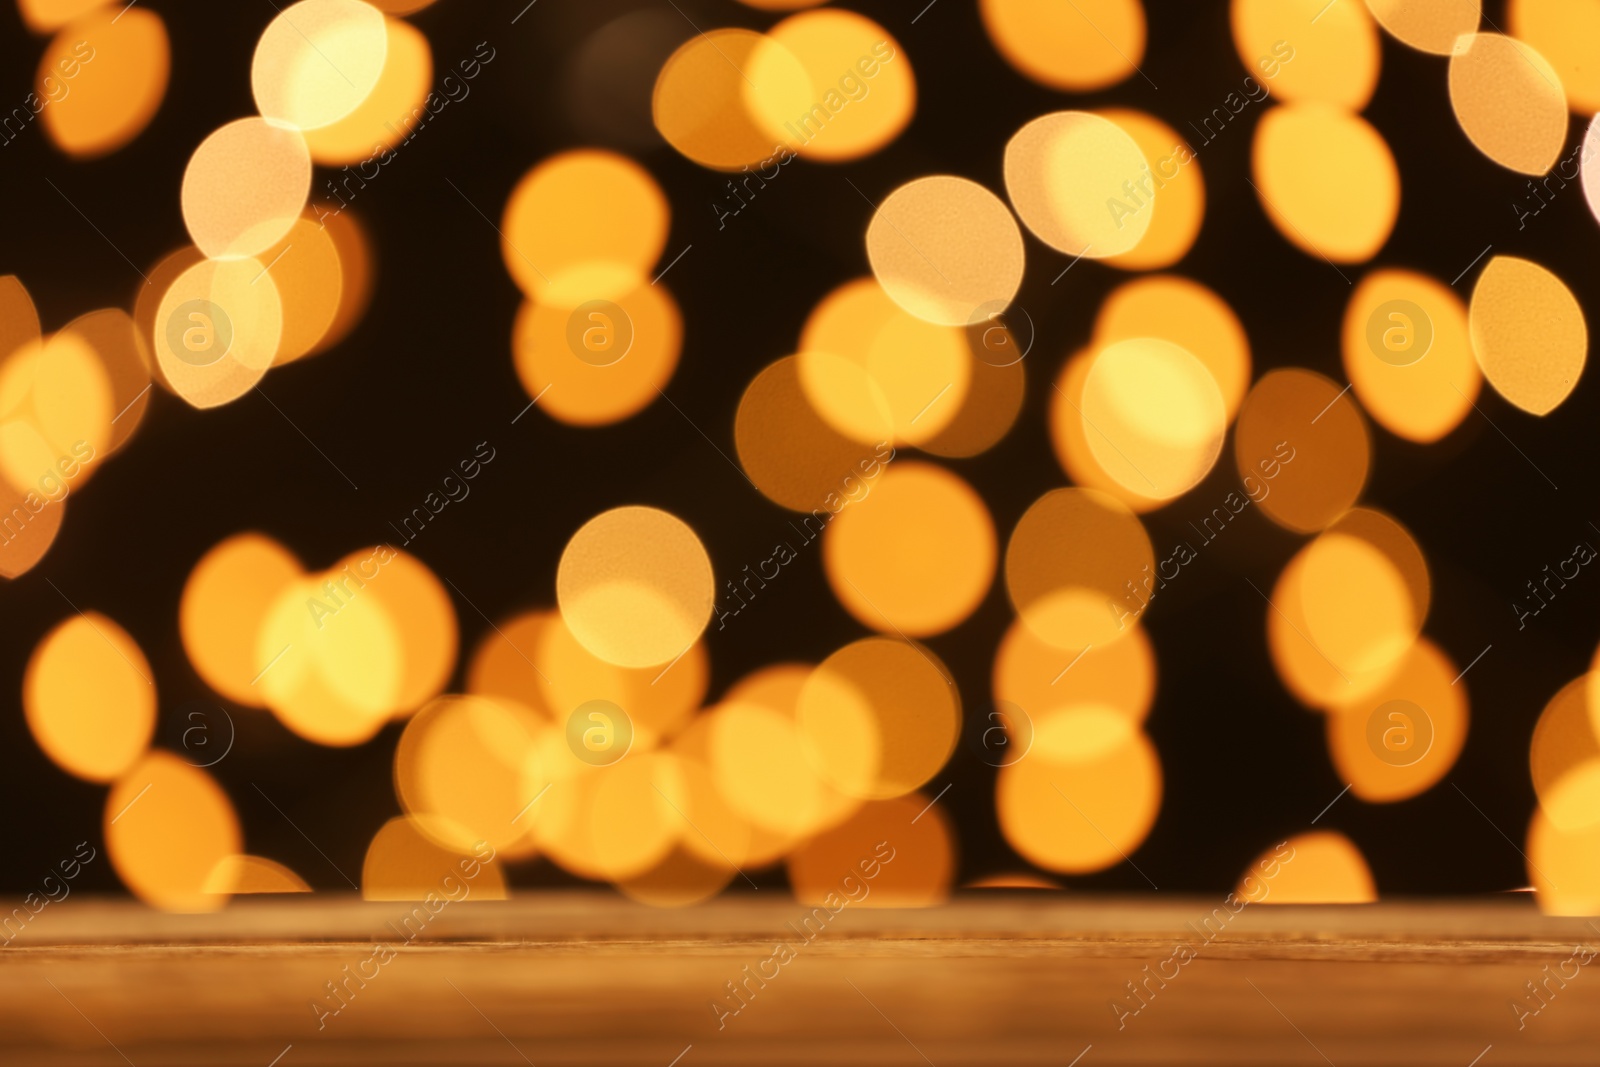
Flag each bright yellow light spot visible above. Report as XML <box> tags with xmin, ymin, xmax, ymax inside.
<box><xmin>132</xmin><ymin>245</ymin><xmax>202</xmax><ymax>396</ymax></box>
<box><xmin>1233</xmin><ymin>0</ymin><xmax>1379</xmax><ymax>108</ymax></box>
<box><xmin>152</xmin><ymin>257</ymin><xmax>284</xmax><ymax>409</ymax></box>
<box><xmin>1448</xmin><ymin>33</ymin><xmax>1566</xmax><ymax>174</ymax></box>
<box><xmin>1080</xmin><ymin>338</ymin><xmax>1227</xmax><ymax>501</ymax></box>
<box><xmin>1508</xmin><ymin>0</ymin><xmax>1600</xmax><ymax>114</ymax></box>
<box><xmin>1343</xmin><ymin>268</ymin><xmax>1479</xmax><ymax>442</ymax></box>
<box><xmin>182</xmin><ymin>118</ymin><xmax>312</xmax><ymax>260</ymax></box>
<box><xmin>330</xmin><ymin>547</ymin><xmax>456</xmax><ymax>717</ymax></box>
<box><xmin>1049</xmin><ymin>348</ymin><xmax>1161</xmax><ymax>513</ymax></box>
<box><xmin>1095</xmin><ymin>275</ymin><xmax>1251</xmax><ymax>420</ymax></box>
<box><xmin>16</xmin><ymin>0</ymin><xmax>112</xmax><ymax>33</ymax></box>
<box><xmin>735</xmin><ymin>356</ymin><xmax>895</xmax><ymax>512</ymax></box>
<box><xmin>796</xmin><ymin>637</ymin><xmax>959</xmax><ymax>800</ymax></box>
<box><xmin>253</xmin><ymin>0</ymin><xmax>388</xmax><ymax>131</ymax></box>
<box><xmin>866</xmin><ymin>175</ymin><xmax>1025</xmax><ymax>327</ymax></box>
<box><xmin>204</xmin><ymin>855</ymin><xmax>311</xmax><ymax>894</ymax></box>
<box><xmin>260</xmin><ymin>214</ymin><xmax>345</xmax><ymax>366</ymax></box>
<box><xmin>1536</xmin><ymin>675</ymin><xmax>1600</xmax><ymax>832</ymax></box>
<box><xmin>1004</xmin><ymin>111</ymin><xmax>1153</xmax><ymax>259</ymax></box>
<box><xmin>824</xmin><ymin>461</ymin><xmax>996</xmax><ymax>636</ymax></box>
<box><xmin>106</xmin><ymin>751</ymin><xmax>241</xmax><ymax>913</ymax></box>
<box><xmin>760</xmin><ymin>11</ymin><xmax>913</xmax><ymax>162</ymax></box>
<box><xmin>1096</xmin><ymin>110</ymin><xmax>1204</xmax><ymax>271</ymax></box>
<box><xmin>998</xmin><ymin>715</ymin><xmax>1160</xmax><ymax>873</ymax></box>
<box><xmin>994</xmin><ymin>616</ymin><xmax>1156</xmax><ymax>727</ymax></box>
<box><xmin>709</xmin><ymin>699</ymin><xmax>853</xmax><ymax>843</ymax></box>
<box><xmin>303</xmin><ymin>15</ymin><xmax>431</xmax><ymax>164</ymax></box>
<box><xmin>56</xmin><ymin>309</ymin><xmax>147</xmax><ymax>457</ymax></box>
<box><xmin>653</xmin><ymin>29</ymin><xmax>811</xmax><ymax>171</ymax></box>
<box><xmin>1364</xmin><ymin>0</ymin><xmax>1481</xmax><ymax>55</ymax></box>
<box><xmin>39</xmin><ymin>8</ymin><xmax>169</xmax><ymax>159</ymax></box>
<box><xmin>1240</xmin><ymin>832</ymin><xmax>1376</xmax><ymax>903</ymax></box>
<box><xmin>1235</xmin><ymin>368</ymin><xmax>1369</xmax><ymax>533</ymax></box>
<box><xmin>0</xmin><ymin>330</ymin><xmax>111</xmax><ymax>494</ymax></box>
<box><xmin>25</xmin><ymin>612</ymin><xmax>154</xmax><ymax>782</ymax></box>
<box><xmin>511</xmin><ymin>282</ymin><xmax>682</xmax><ymax>427</ymax></box>
<box><xmin>1252</xmin><ymin>103</ymin><xmax>1398</xmax><ymax>264</ymax></box>
<box><xmin>1326</xmin><ymin>639</ymin><xmax>1466</xmax><ymax>802</ymax></box>
<box><xmin>1007</xmin><ymin>487</ymin><xmax>1154</xmax><ymax>651</ymax></box>
<box><xmin>979</xmin><ymin>0</ymin><xmax>1146</xmax><ymax>91</ymax></box>
<box><xmin>788</xmin><ymin>794</ymin><xmax>954</xmax><ymax>906</ymax></box>
<box><xmin>1528</xmin><ymin>804</ymin><xmax>1600</xmax><ymax>915</ymax></box>
<box><xmin>557</xmin><ymin>506</ymin><xmax>714</xmax><ymax>669</ymax></box>
<box><xmin>1469</xmin><ymin>255</ymin><xmax>1586</xmax><ymax>416</ymax></box>
<box><xmin>363</xmin><ymin>815</ymin><xmax>507</xmax><ymax>901</ymax></box>
<box><xmin>181</xmin><ymin>533</ymin><xmax>304</xmax><ymax>708</ymax></box>
<box><xmin>501</xmin><ymin>149</ymin><xmax>669</xmax><ymax>307</ymax></box>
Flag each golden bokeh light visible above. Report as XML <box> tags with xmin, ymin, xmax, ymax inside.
<box><xmin>993</xmin><ymin>616</ymin><xmax>1156</xmax><ymax>728</ymax></box>
<box><xmin>735</xmin><ymin>355</ymin><xmax>895</xmax><ymax>513</ymax></box>
<box><xmin>1234</xmin><ymin>368</ymin><xmax>1369</xmax><ymax>534</ymax></box>
<box><xmin>979</xmin><ymin>0</ymin><xmax>1146</xmax><ymax>92</ymax></box>
<box><xmin>1004</xmin><ymin>111</ymin><xmax>1154</xmax><ymax>259</ymax></box>
<box><xmin>1531</xmin><ymin>676</ymin><xmax>1600</xmax><ymax>833</ymax></box>
<box><xmin>363</xmin><ymin>814</ymin><xmax>508</xmax><ymax>901</ymax></box>
<box><xmin>557</xmin><ymin>506</ymin><xmax>715</xmax><ymax>669</ymax></box>
<box><xmin>1507</xmin><ymin>0</ymin><xmax>1600</xmax><ymax>114</ymax></box>
<box><xmin>1528</xmin><ymin>805</ymin><xmax>1600</xmax><ymax>916</ymax></box>
<box><xmin>1326</xmin><ymin>638</ymin><xmax>1466</xmax><ymax>802</ymax></box>
<box><xmin>106</xmin><ymin>751</ymin><xmax>241</xmax><ymax>913</ymax></box>
<box><xmin>920</xmin><ymin>350</ymin><xmax>1025</xmax><ymax>459</ymax></box>
<box><xmin>39</xmin><ymin>7</ymin><xmax>169</xmax><ymax>159</ymax></box>
<box><xmin>533</xmin><ymin>611</ymin><xmax>706</xmax><ymax>747</ymax></box>
<box><xmin>203</xmin><ymin>855</ymin><xmax>311</xmax><ymax>895</ymax></box>
<box><xmin>652</xmin><ymin>29</ymin><xmax>810</xmax><ymax>172</ymax></box>
<box><xmin>1252</xmin><ymin>103</ymin><xmax>1399</xmax><ymax>264</ymax></box>
<box><xmin>24</xmin><ymin>612</ymin><xmax>154</xmax><ymax>783</ymax></box>
<box><xmin>789</xmin><ymin>794</ymin><xmax>954</xmax><ymax>907</ymax></box>
<box><xmin>1096</xmin><ymin>110</ymin><xmax>1205</xmax><ymax>271</ymax></box>
<box><xmin>763</xmin><ymin>10</ymin><xmax>914</xmax><ymax>162</ymax></box>
<box><xmin>1342</xmin><ymin>268</ymin><xmax>1479</xmax><ymax>443</ymax></box>
<box><xmin>1095</xmin><ymin>275</ymin><xmax>1251</xmax><ymax>420</ymax></box>
<box><xmin>1078</xmin><ymin>338</ymin><xmax>1227</xmax><ymax>501</ymax></box>
<box><xmin>1447</xmin><ymin>32</ymin><xmax>1566</xmax><ymax>175</ymax></box>
<box><xmin>998</xmin><ymin>713</ymin><xmax>1161</xmax><ymax>873</ymax></box>
<box><xmin>332</xmin><ymin>547</ymin><xmax>456</xmax><ymax>718</ymax></box>
<box><xmin>181</xmin><ymin>533</ymin><xmax>304</xmax><ymax>708</ymax></box>
<box><xmin>56</xmin><ymin>309</ymin><xmax>149</xmax><ymax>457</ymax></box>
<box><xmin>866</xmin><ymin>175</ymin><xmax>1026</xmax><ymax>327</ymax></box>
<box><xmin>823</xmin><ymin>461</ymin><xmax>996</xmax><ymax>636</ymax></box>
<box><xmin>318</xmin><ymin>208</ymin><xmax>375</xmax><ymax>353</ymax></box>
<box><xmin>1240</xmin><ymin>831</ymin><xmax>1376</xmax><ymax>903</ymax></box>
<box><xmin>1364</xmin><ymin>0</ymin><xmax>1481</xmax><ymax>55</ymax></box>
<box><xmin>501</xmin><ymin>149</ymin><xmax>669</xmax><ymax>307</ymax></box>
<box><xmin>0</xmin><ymin>330</ymin><xmax>111</xmax><ymax>494</ymax></box>
<box><xmin>181</xmin><ymin>117</ymin><xmax>313</xmax><ymax>260</ymax></box>
<box><xmin>152</xmin><ymin>257</ymin><xmax>284</xmax><ymax>408</ymax></box>
<box><xmin>511</xmin><ymin>282</ymin><xmax>682</xmax><ymax>427</ymax></box>
<box><xmin>1232</xmin><ymin>0</ymin><xmax>1379</xmax><ymax>109</ymax></box>
<box><xmin>260</xmin><ymin>215</ymin><xmax>346</xmax><ymax>366</ymax></box>
<box><xmin>796</xmin><ymin>637</ymin><xmax>960</xmax><ymax>800</ymax></box>
<box><xmin>708</xmin><ymin>698</ymin><xmax>855</xmax><ymax>845</ymax></box>
<box><xmin>303</xmin><ymin>15</ymin><xmax>432</xmax><ymax>165</ymax></box>
<box><xmin>1049</xmin><ymin>347</ymin><xmax>1161</xmax><ymax>513</ymax></box>
<box><xmin>1468</xmin><ymin>255</ymin><xmax>1587</xmax><ymax>416</ymax></box>
<box><xmin>0</xmin><ymin>478</ymin><xmax>65</xmax><ymax>579</ymax></box>
<box><xmin>16</xmin><ymin>0</ymin><xmax>111</xmax><ymax>33</ymax></box>
<box><xmin>252</xmin><ymin>0</ymin><xmax>390</xmax><ymax>132</ymax></box>
<box><xmin>1006</xmin><ymin>487</ymin><xmax>1155</xmax><ymax>650</ymax></box>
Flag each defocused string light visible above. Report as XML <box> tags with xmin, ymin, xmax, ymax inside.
<box><xmin>1468</xmin><ymin>255</ymin><xmax>1587</xmax><ymax>416</ymax></box>
<box><xmin>1447</xmin><ymin>32</ymin><xmax>1567</xmax><ymax>175</ymax></box>
<box><xmin>979</xmin><ymin>0</ymin><xmax>1147</xmax><ymax>92</ymax></box>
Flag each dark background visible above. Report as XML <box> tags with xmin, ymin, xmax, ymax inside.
<box><xmin>0</xmin><ymin>0</ymin><xmax>1592</xmax><ymax>897</ymax></box>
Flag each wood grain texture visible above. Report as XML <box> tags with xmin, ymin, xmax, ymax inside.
<box><xmin>1</xmin><ymin>894</ymin><xmax>1597</xmax><ymax>1065</ymax></box>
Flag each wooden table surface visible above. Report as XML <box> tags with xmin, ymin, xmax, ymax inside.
<box><xmin>2</xmin><ymin>893</ymin><xmax>1597</xmax><ymax>1065</ymax></box>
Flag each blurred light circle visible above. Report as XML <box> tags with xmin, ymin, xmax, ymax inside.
<box><xmin>1468</xmin><ymin>255</ymin><xmax>1586</xmax><ymax>416</ymax></box>
<box><xmin>557</xmin><ymin>506</ymin><xmax>715</xmax><ymax>669</ymax></box>
<box><xmin>106</xmin><ymin>751</ymin><xmax>241</xmax><ymax>913</ymax></box>
<box><xmin>823</xmin><ymin>461</ymin><xmax>996</xmax><ymax>636</ymax></box>
<box><xmin>330</xmin><ymin>546</ymin><xmax>456</xmax><ymax>717</ymax></box>
<box><xmin>1232</xmin><ymin>0</ymin><xmax>1380</xmax><ymax>109</ymax></box>
<box><xmin>153</xmin><ymin>258</ymin><xmax>283</xmax><ymax>408</ymax></box>
<box><xmin>57</xmin><ymin>309</ymin><xmax>149</xmax><ymax>456</ymax></box>
<box><xmin>788</xmin><ymin>793</ymin><xmax>955</xmax><ymax>907</ymax></box>
<box><xmin>1006</xmin><ymin>487</ymin><xmax>1155</xmax><ymax>651</ymax></box>
<box><xmin>1507</xmin><ymin>0</ymin><xmax>1600</xmax><ymax>114</ymax></box>
<box><xmin>979</xmin><ymin>0</ymin><xmax>1146</xmax><ymax>92</ymax></box>
<box><xmin>181</xmin><ymin>117</ymin><xmax>312</xmax><ymax>260</ymax></box>
<box><xmin>1096</xmin><ymin>110</ymin><xmax>1205</xmax><ymax>271</ymax></box>
<box><xmin>652</xmin><ymin>29</ymin><xmax>811</xmax><ymax>171</ymax></box>
<box><xmin>1528</xmin><ymin>804</ymin><xmax>1600</xmax><ymax>915</ymax></box>
<box><xmin>566</xmin><ymin>699</ymin><xmax>634</xmax><ymax>767</ymax></box>
<box><xmin>1342</xmin><ymin>269</ymin><xmax>1478</xmax><ymax>443</ymax></box>
<box><xmin>204</xmin><ymin>855</ymin><xmax>310</xmax><ymax>895</ymax></box>
<box><xmin>866</xmin><ymin>175</ymin><xmax>1025</xmax><ymax>327</ymax></box>
<box><xmin>1537</xmin><ymin>675</ymin><xmax>1600</xmax><ymax>831</ymax></box>
<box><xmin>1049</xmin><ymin>347</ymin><xmax>1160</xmax><ymax>513</ymax></box>
<box><xmin>25</xmin><ymin>612</ymin><xmax>154</xmax><ymax>782</ymax></box>
<box><xmin>260</xmin><ymin>215</ymin><xmax>346</xmax><ymax>366</ymax></box>
<box><xmin>252</xmin><ymin>0</ymin><xmax>389</xmax><ymax>132</ymax></box>
<box><xmin>363</xmin><ymin>814</ymin><xmax>508</xmax><ymax>900</ymax></box>
<box><xmin>1252</xmin><ymin>103</ymin><xmax>1399</xmax><ymax>264</ymax></box>
<box><xmin>1004</xmin><ymin>111</ymin><xmax>1153</xmax><ymax>259</ymax></box>
<box><xmin>181</xmin><ymin>533</ymin><xmax>304</xmax><ymax>708</ymax></box>
<box><xmin>796</xmin><ymin>637</ymin><xmax>960</xmax><ymax>800</ymax></box>
<box><xmin>762</xmin><ymin>10</ymin><xmax>914</xmax><ymax>162</ymax></box>
<box><xmin>1234</xmin><ymin>368</ymin><xmax>1369</xmax><ymax>534</ymax></box>
<box><xmin>304</xmin><ymin>14</ymin><xmax>432</xmax><ymax>165</ymax></box>
<box><xmin>1239</xmin><ymin>832</ymin><xmax>1376</xmax><ymax>903</ymax></box>
<box><xmin>39</xmin><ymin>7</ymin><xmax>169</xmax><ymax>158</ymax></box>
<box><xmin>993</xmin><ymin>615</ymin><xmax>1157</xmax><ymax>728</ymax></box>
<box><xmin>1327</xmin><ymin>640</ymin><xmax>1466</xmax><ymax>802</ymax></box>
<box><xmin>1448</xmin><ymin>32</ymin><xmax>1567</xmax><ymax>174</ymax></box>
<box><xmin>708</xmin><ymin>698</ymin><xmax>855</xmax><ymax>842</ymax></box>
<box><xmin>17</xmin><ymin>0</ymin><xmax>112</xmax><ymax>33</ymax></box>
<box><xmin>1095</xmin><ymin>275</ymin><xmax>1251</xmax><ymax>420</ymax></box>
<box><xmin>1364</xmin><ymin>0</ymin><xmax>1479</xmax><ymax>54</ymax></box>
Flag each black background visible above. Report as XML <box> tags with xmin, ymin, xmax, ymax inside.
<box><xmin>0</xmin><ymin>0</ymin><xmax>1592</xmax><ymax>897</ymax></box>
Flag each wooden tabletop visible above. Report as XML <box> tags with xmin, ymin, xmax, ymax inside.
<box><xmin>2</xmin><ymin>893</ymin><xmax>1597</xmax><ymax>1065</ymax></box>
